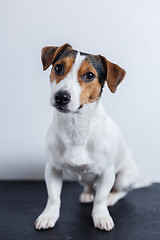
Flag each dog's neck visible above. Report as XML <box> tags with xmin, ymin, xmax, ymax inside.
<box><xmin>54</xmin><ymin>98</ymin><xmax>102</xmax><ymax>145</ymax></box>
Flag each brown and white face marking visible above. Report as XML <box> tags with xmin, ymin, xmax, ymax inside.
<box><xmin>41</xmin><ymin>43</ymin><xmax>126</xmax><ymax>113</ymax></box>
<box><xmin>78</xmin><ymin>59</ymin><xmax>102</xmax><ymax>106</ymax></box>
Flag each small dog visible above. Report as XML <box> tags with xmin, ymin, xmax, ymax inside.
<box><xmin>35</xmin><ymin>43</ymin><xmax>139</xmax><ymax>231</ymax></box>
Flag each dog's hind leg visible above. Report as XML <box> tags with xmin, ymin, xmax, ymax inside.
<box><xmin>107</xmin><ymin>155</ymin><xmax>139</xmax><ymax>207</ymax></box>
<box><xmin>79</xmin><ymin>185</ymin><xmax>94</xmax><ymax>203</ymax></box>
<box><xmin>107</xmin><ymin>191</ymin><xmax>127</xmax><ymax>206</ymax></box>
<box><xmin>114</xmin><ymin>157</ymin><xmax>139</xmax><ymax>192</ymax></box>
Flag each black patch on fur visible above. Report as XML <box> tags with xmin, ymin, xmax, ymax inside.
<box><xmin>60</xmin><ymin>49</ymin><xmax>78</xmax><ymax>60</ymax></box>
<box><xmin>53</xmin><ymin>48</ymin><xmax>77</xmax><ymax>65</ymax></box>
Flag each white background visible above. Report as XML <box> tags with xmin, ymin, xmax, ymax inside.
<box><xmin>0</xmin><ymin>0</ymin><xmax>160</xmax><ymax>181</ymax></box>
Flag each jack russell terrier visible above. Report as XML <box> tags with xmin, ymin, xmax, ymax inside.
<box><xmin>35</xmin><ymin>43</ymin><xmax>139</xmax><ymax>231</ymax></box>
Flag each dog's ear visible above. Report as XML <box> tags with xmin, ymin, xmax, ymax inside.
<box><xmin>41</xmin><ymin>46</ymin><xmax>58</xmax><ymax>70</ymax></box>
<box><xmin>100</xmin><ymin>56</ymin><xmax>126</xmax><ymax>93</ymax></box>
<box><xmin>41</xmin><ymin>43</ymin><xmax>72</xmax><ymax>71</ymax></box>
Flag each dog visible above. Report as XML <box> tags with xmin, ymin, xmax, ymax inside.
<box><xmin>35</xmin><ymin>43</ymin><xmax>139</xmax><ymax>231</ymax></box>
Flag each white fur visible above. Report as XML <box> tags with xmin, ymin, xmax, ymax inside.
<box><xmin>35</xmin><ymin>52</ymin><xmax>139</xmax><ymax>231</ymax></box>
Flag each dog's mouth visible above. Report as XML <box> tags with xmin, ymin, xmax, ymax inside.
<box><xmin>78</xmin><ymin>105</ymin><xmax>83</xmax><ymax>110</ymax></box>
<box><xmin>53</xmin><ymin>104</ymin><xmax>70</xmax><ymax>113</ymax></box>
<box><xmin>53</xmin><ymin>104</ymin><xmax>83</xmax><ymax>113</ymax></box>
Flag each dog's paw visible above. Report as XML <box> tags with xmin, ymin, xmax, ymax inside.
<box><xmin>93</xmin><ymin>214</ymin><xmax>114</xmax><ymax>231</ymax></box>
<box><xmin>79</xmin><ymin>191</ymin><xmax>94</xmax><ymax>203</ymax></box>
<box><xmin>34</xmin><ymin>214</ymin><xmax>58</xmax><ymax>230</ymax></box>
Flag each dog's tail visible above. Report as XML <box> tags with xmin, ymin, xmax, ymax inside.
<box><xmin>133</xmin><ymin>179</ymin><xmax>152</xmax><ymax>189</ymax></box>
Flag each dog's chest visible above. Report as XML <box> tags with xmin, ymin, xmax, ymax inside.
<box><xmin>62</xmin><ymin>162</ymin><xmax>98</xmax><ymax>183</ymax></box>
<box><xmin>52</xmin><ymin>109</ymin><xmax>107</xmax><ymax>182</ymax></box>
<box><xmin>59</xmin><ymin>144</ymin><xmax>102</xmax><ymax>181</ymax></box>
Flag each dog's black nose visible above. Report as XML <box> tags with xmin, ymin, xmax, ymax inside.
<box><xmin>55</xmin><ymin>91</ymin><xmax>71</xmax><ymax>105</ymax></box>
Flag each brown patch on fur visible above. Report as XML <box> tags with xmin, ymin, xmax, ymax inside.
<box><xmin>78</xmin><ymin>60</ymin><xmax>101</xmax><ymax>106</ymax></box>
<box><xmin>79</xmin><ymin>78</ymin><xmax>101</xmax><ymax>105</ymax></box>
<box><xmin>50</xmin><ymin>57</ymin><xmax>75</xmax><ymax>83</ymax></box>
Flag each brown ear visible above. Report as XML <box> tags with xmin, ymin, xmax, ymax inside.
<box><xmin>100</xmin><ymin>56</ymin><xmax>126</xmax><ymax>93</ymax></box>
<box><xmin>41</xmin><ymin>43</ymin><xmax>72</xmax><ymax>71</ymax></box>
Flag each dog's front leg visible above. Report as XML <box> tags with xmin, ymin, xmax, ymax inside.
<box><xmin>35</xmin><ymin>162</ymin><xmax>63</xmax><ymax>230</ymax></box>
<box><xmin>92</xmin><ymin>167</ymin><xmax>115</xmax><ymax>231</ymax></box>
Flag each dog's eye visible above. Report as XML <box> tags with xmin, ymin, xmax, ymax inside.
<box><xmin>54</xmin><ymin>64</ymin><xmax>64</xmax><ymax>76</ymax></box>
<box><xmin>82</xmin><ymin>72</ymin><xmax>95</xmax><ymax>82</ymax></box>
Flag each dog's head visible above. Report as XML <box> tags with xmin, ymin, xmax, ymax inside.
<box><xmin>41</xmin><ymin>43</ymin><xmax>126</xmax><ymax>113</ymax></box>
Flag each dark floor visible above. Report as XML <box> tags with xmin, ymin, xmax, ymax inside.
<box><xmin>0</xmin><ymin>181</ymin><xmax>159</xmax><ymax>240</ymax></box>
